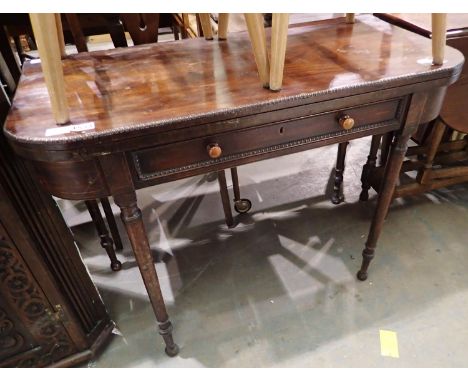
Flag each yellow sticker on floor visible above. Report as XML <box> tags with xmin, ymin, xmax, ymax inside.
<box><xmin>379</xmin><ymin>330</ymin><xmax>399</xmax><ymax>358</ymax></box>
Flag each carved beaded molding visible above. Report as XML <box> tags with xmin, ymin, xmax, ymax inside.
<box><xmin>5</xmin><ymin>64</ymin><xmax>461</xmax><ymax>145</ymax></box>
<box><xmin>133</xmin><ymin>109</ymin><xmax>403</xmax><ymax>181</ymax></box>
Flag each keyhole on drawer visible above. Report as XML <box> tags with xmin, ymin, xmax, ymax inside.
<box><xmin>280</xmin><ymin>126</ymin><xmax>285</xmax><ymax>134</ymax></box>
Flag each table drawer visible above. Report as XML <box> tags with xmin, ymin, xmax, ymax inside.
<box><xmin>132</xmin><ymin>98</ymin><xmax>404</xmax><ymax>182</ymax></box>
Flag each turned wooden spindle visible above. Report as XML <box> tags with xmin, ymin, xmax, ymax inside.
<box><xmin>244</xmin><ymin>13</ymin><xmax>270</xmax><ymax>88</ymax></box>
<box><xmin>29</xmin><ymin>13</ymin><xmax>69</xmax><ymax>125</ymax></box>
<box><xmin>432</xmin><ymin>13</ymin><xmax>447</xmax><ymax>65</ymax></box>
<box><xmin>199</xmin><ymin>13</ymin><xmax>213</xmax><ymax>40</ymax></box>
<box><xmin>270</xmin><ymin>13</ymin><xmax>289</xmax><ymax>91</ymax></box>
<box><xmin>218</xmin><ymin>13</ymin><xmax>229</xmax><ymax>40</ymax></box>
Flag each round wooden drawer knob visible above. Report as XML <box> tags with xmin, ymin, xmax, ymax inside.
<box><xmin>207</xmin><ymin>143</ymin><xmax>222</xmax><ymax>159</ymax></box>
<box><xmin>339</xmin><ymin>115</ymin><xmax>355</xmax><ymax>130</ymax></box>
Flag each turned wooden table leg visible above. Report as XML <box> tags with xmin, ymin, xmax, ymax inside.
<box><xmin>100</xmin><ymin>197</ymin><xmax>123</xmax><ymax>251</ymax></box>
<box><xmin>270</xmin><ymin>13</ymin><xmax>289</xmax><ymax>91</ymax></box>
<box><xmin>357</xmin><ymin>133</ymin><xmax>411</xmax><ymax>281</ymax></box>
<box><xmin>230</xmin><ymin>167</ymin><xmax>252</xmax><ymax>214</ymax></box>
<box><xmin>217</xmin><ymin>170</ymin><xmax>235</xmax><ymax>228</ymax></box>
<box><xmin>331</xmin><ymin>141</ymin><xmax>349</xmax><ymax>205</ymax></box>
<box><xmin>359</xmin><ymin>134</ymin><xmax>383</xmax><ymax>201</ymax></box>
<box><xmin>244</xmin><ymin>13</ymin><xmax>270</xmax><ymax>88</ymax></box>
<box><xmin>85</xmin><ymin>200</ymin><xmax>122</xmax><ymax>271</ymax></box>
<box><xmin>114</xmin><ymin>192</ymin><xmax>179</xmax><ymax>357</ymax></box>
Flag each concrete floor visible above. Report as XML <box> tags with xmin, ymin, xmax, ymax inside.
<box><xmin>59</xmin><ymin>136</ymin><xmax>468</xmax><ymax>367</ymax></box>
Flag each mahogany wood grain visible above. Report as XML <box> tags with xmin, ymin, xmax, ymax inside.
<box><xmin>5</xmin><ymin>15</ymin><xmax>464</xmax><ymax>148</ymax></box>
<box><xmin>3</xmin><ymin>15</ymin><xmax>464</xmax><ymax>356</ymax></box>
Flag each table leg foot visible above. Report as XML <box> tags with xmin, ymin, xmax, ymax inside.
<box><xmin>356</xmin><ymin>247</ymin><xmax>374</xmax><ymax>281</ymax></box>
<box><xmin>230</xmin><ymin>167</ymin><xmax>252</xmax><ymax>214</ymax></box>
<box><xmin>114</xmin><ymin>192</ymin><xmax>179</xmax><ymax>356</ymax></box>
<box><xmin>357</xmin><ymin>131</ymin><xmax>409</xmax><ymax>279</ymax></box>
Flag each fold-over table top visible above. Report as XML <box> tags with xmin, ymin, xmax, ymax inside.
<box><xmin>4</xmin><ymin>14</ymin><xmax>464</xmax><ymax>146</ymax></box>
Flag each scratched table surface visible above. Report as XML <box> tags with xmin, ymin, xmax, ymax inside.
<box><xmin>4</xmin><ymin>14</ymin><xmax>464</xmax><ymax>147</ymax></box>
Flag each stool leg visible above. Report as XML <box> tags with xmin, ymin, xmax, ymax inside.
<box><xmin>199</xmin><ymin>13</ymin><xmax>213</xmax><ymax>40</ymax></box>
<box><xmin>244</xmin><ymin>13</ymin><xmax>270</xmax><ymax>88</ymax></box>
<box><xmin>270</xmin><ymin>13</ymin><xmax>289</xmax><ymax>91</ymax></box>
<box><xmin>331</xmin><ymin>141</ymin><xmax>349</xmax><ymax>205</ymax></box>
<box><xmin>100</xmin><ymin>197</ymin><xmax>123</xmax><ymax>251</ymax></box>
<box><xmin>230</xmin><ymin>167</ymin><xmax>252</xmax><ymax>214</ymax></box>
<box><xmin>218</xmin><ymin>13</ymin><xmax>229</xmax><ymax>40</ymax></box>
<box><xmin>217</xmin><ymin>170</ymin><xmax>235</xmax><ymax>228</ymax></box>
<box><xmin>359</xmin><ymin>134</ymin><xmax>382</xmax><ymax>201</ymax></box>
<box><xmin>432</xmin><ymin>13</ymin><xmax>447</xmax><ymax>65</ymax></box>
<box><xmin>114</xmin><ymin>192</ymin><xmax>179</xmax><ymax>357</ymax></box>
<box><xmin>357</xmin><ymin>133</ymin><xmax>410</xmax><ymax>281</ymax></box>
<box><xmin>85</xmin><ymin>199</ymin><xmax>122</xmax><ymax>271</ymax></box>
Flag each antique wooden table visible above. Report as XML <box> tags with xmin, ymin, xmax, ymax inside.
<box><xmin>3</xmin><ymin>15</ymin><xmax>464</xmax><ymax>356</ymax></box>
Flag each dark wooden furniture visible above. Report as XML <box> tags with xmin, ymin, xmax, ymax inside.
<box><xmin>0</xmin><ymin>76</ymin><xmax>113</xmax><ymax>367</ymax></box>
<box><xmin>4</xmin><ymin>15</ymin><xmax>463</xmax><ymax>356</ymax></box>
<box><xmin>333</xmin><ymin>13</ymin><xmax>468</xmax><ymax>202</ymax></box>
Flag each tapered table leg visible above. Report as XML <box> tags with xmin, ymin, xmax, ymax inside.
<box><xmin>359</xmin><ymin>134</ymin><xmax>382</xmax><ymax>201</ymax></box>
<box><xmin>331</xmin><ymin>141</ymin><xmax>349</xmax><ymax>204</ymax></box>
<box><xmin>217</xmin><ymin>170</ymin><xmax>235</xmax><ymax>228</ymax></box>
<box><xmin>218</xmin><ymin>13</ymin><xmax>229</xmax><ymax>40</ymax></box>
<box><xmin>199</xmin><ymin>13</ymin><xmax>213</xmax><ymax>40</ymax></box>
<box><xmin>100</xmin><ymin>197</ymin><xmax>123</xmax><ymax>251</ymax></box>
<box><xmin>114</xmin><ymin>192</ymin><xmax>179</xmax><ymax>356</ymax></box>
<box><xmin>85</xmin><ymin>199</ymin><xmax>122</xmax><ymax>271</ymax></box>
<box><xmin>357</xmin><ymin>133</ymin><xmax>411</xmax><ymax>281</ymax></box>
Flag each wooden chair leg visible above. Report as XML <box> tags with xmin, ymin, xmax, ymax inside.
<box><xmin>270</xmin><ymin>13</ymin><xmax>289</xmax><ymax>91</ymax></box>
<box><xmin>85</xmin><ymin>199</ymin><xmax>122</xmax><ymax>271</ymax></box>
<box><xmin>29</xmin><ymin>13</ymin><xmax>69</xmax><ymax>125</ymax></box>
<box><xmin>217</xmin><ymin>170</ymin><xmax>235</xmax><ymax>228</ymax></box>
<box><xmin>331</xmin><ymin>141</ymin><xmax>349</xmax><ymax>205</ymax></box>
<box><xmin>432</xmin><ymin>13</ymin><xmax>447</xmax><ymax>65</ymax></box>
<box><xmin>230</xmin><ymin>167</ymin><xmax>252</xmax><ymax>214</ymax></box>
<box><xmin>199</xmin><ymin>13</ymin><xmax>213</xmax><ymax>40</ymax></box>
<box><xmin>359</xmin><ymin>134</ymin><xmax>383</xmax><ymax>201</ymax></box>
<box><xmin>244</xmin><ymin>13</ymin><xmax>270</xmax><ymax>88</ymax></box>
<box><xmin>218</xmin><ymin>13</ymin><xmax>229</xmax><ymax>40</ymax></box>
<box><xmin>114</xmin><ymin>192</ymin><xmax>179</xmax><ymax>357</ymax></box>
<box><xmin>100</xmin><ymin>197</ymin><xmax>123</xmax><ymax>251</ymax></box>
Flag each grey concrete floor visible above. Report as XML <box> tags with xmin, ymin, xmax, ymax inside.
<box><xmin>63</xmin><ymin>137</ymin><xmax>468</xmax><ymax>367</ymax></box>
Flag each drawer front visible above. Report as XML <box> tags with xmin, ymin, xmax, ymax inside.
<box><xmin>132</xmin><ymin>98</ymin><xmax>405</xmax><ymax>182</ymax></box>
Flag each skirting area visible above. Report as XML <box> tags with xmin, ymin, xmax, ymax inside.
<box><xmin>64</xmin><ymin>136</ymin><xmax>468</xmax><ymax>367</ymax></box>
